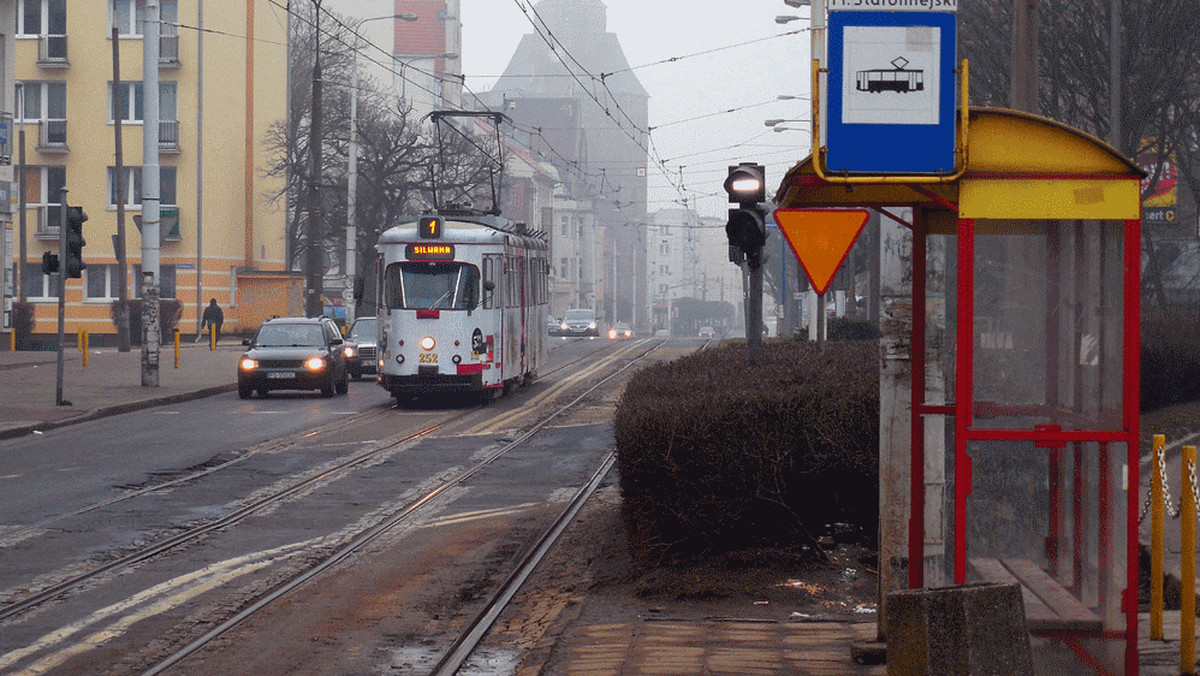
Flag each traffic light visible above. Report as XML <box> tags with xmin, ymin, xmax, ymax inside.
<box><xmin>42</xmin><ymin>251</ymin><xmax>59</xmax><ymax>275</ymax></box>
<box><xmin>419</xmin><ymin>215</ymin><xmax>443</xmax><ymax>239</ymax></box>
<box><xmin>63</xmin><ymin>206</ymin><xmax>88</xmax><ymax>279</ymax></box>
<box><xmin>724</xmin><ymin>163</ymin><xmax>767</xmax><ymax>252</ymax></box>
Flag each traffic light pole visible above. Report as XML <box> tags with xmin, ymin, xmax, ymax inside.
<box><xmin>746</xmin><ymin>248</ymin><xmax>763</xmax><ymax>362</ymax></box>
<box><xmin>56</xmin><ymin>189</ymin><xmax>68</xmax><ymax>406</ymax></box>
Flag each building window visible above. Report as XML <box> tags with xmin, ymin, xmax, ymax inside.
<box><xmin>107</xmin><ymin>166</ymin><xmax>177</xmax><ymax>209</ymax></box>
<box><xmin>18</xmin><ymin>0</ymin><xmax>65</xmax><ymax>36</ymax></box>
<box><xmin>23</xmin><ymin>165</ymin><xmax>67</xmax><ymax>234</ymax></box>
<box><xmin>23</xmin><ymin>267</ymin><xmax>60</xmax><ymax>300</ymax></box>
<box><xmin>17</xmin><ymin>81</ymin><xmax>66</xmax><ymax>123</ymax></box>
<box><xmin>132</xmin><ymin>263</ymin><xmax>176</xmax><ymax>299</ymax></box>
<box><xmin>110</xmin><ymin>82</ymin><xmax>177</xmax><ymax>125</ymax></box>
<box><xmin>85</xmin><ymin>264</ymin><xmax>120</xmax><ymax>300</ymax></box>
<box><xmin>112</xmin><ymin>0</ymin><xmax>178</xmax><ymax>36</ymax></box>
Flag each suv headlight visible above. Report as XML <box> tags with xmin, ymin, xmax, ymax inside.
<box><xmin>305</xmin><ymin>357</ymin><xmax>327</xmax><ymax>371</ymax></box>
<box><xmin>239</xmin><ymin>357</ymin><xmax>258</xmax><ymax>371</ymax></box>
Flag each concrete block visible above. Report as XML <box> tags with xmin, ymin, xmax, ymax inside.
<box><xmin>885</xmin><ymin>582</ymin><xmax>1032</xmax><ymax>675</ymax></box>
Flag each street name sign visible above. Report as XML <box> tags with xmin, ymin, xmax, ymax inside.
<box><xmin>825</xmin><ymin>10</ymin><xmax>957</xmax><ymax>174</ymax></box>
<box><xmin>828</xmin><ymin>0</ymin><xmax>956</xmax><ymax>11</ymax></box>
<box><xmin>774</xmin><ymin>208</ymin><xmax>871</xmax><ymax>295</ymax></box>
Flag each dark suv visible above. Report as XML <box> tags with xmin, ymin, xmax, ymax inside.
<box><xmin>238</xmin><ymin>317</ymin><xmax>352</xmax><ymax>398</ymax></box>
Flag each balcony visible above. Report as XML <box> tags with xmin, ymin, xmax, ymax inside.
<box><xmin>37</xmin><ymin>35</ymin><xmax>69</xmax><ymax>68</ymax></box>
<box><xmin>36</xmin><ymin>119</ymin><xmax>68</xmax><ymax>152</ymax></box>
<box><xmin>159</xmin><ymin>120</ymin><xmax>180</xmax><ymax>153</ymax></box>
<box><xmin>159</xmin><ymin>34</ymin><xmax>180</xmax><ymax>68</ymax></box>
<box><xmin>34</xmin><ymin>205</ymin><xmax>64</xmax><ymax>240</ymax></box>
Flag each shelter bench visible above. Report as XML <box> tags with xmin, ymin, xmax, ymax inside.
<box><xmin>968</xmin><ymin>557</ymin><xmax>1102</xmax><ymax>633</ymax></box>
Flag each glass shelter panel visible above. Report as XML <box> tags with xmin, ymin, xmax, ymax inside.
<box><xmin>972</xmin><ymin>220</ymin><xmax>1126</xmax><ymax>431</ymax></box>
<box><xmin>965</xmin><ymin>440</ymin><xmax>1128</xmax><ymax>674</ymax></box>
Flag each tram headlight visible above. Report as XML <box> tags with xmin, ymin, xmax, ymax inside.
<box><xmin>420</xmin><ymin>336</ymin><xmax>436</xmax><ymax>351</ymax></box>
<box><xmin>396</xmin><ymin>354</ymin><xmax>405</xmax><ymax>364</ymax></box>
<box><xmin>452</xmin><ymin>355</ymin><xmax>462</xmax><ymax>364</ymax></box>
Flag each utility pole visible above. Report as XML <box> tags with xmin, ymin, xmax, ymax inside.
<box><xmin>1011</xmin><ymin>0</ymin><xmax>1039</xmax><ymax>114</ymax></box>
<box><xmin>16</xmin><ymin>83</ymin><xmax>26</xmax><ymax>305</ymax></box>
<box><xmin>345</xmin><ymin>53</ymin><xmax>358</xmax><ymax>326</ymax></box>
<box><xmin>55</xmin><ymin>190</ymin><xmax>68</xmax><ymax>406</ymax></box>
<box><xmin>112</xmin><ymin>25</ymin><xmax>130</xmax><ymax>352</ymax></box>
<box><xmin>1108</xmin><ymin>0</ymin><xmax>1121</xmax><ymax>150</ymax></box>
<box><xmin>305</xmin><ymin>0</ymin><xmax>325</xmax><ymax>318</ymax></box>
<box><xmin>142</xmin><ymin>0</ymin><xmax>162</xmax><ymax>386</ymax></box>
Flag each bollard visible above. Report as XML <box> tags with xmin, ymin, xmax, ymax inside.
<box><xmin>1152</xmin><ymin>434</ymin><xmax>1165</xmax><ymax>640</ymax></box>
<box><xmin>174</xmin><ymin>329</ymin><xmax>181</xmax><ymax>369</ymax></box>
<box><xmin>1183</xmin><ymin>445</ymin><xmax>1197</xmax><ymax>676</ymax></box>
<box><xmin>81</xmin><ymin>330</ymin><xmax>89</xmax><ymax>367</ymax></box>
<box><xmin>77</xmin><ymin>327</ymin><xmax>84</xmax><ymax>353</ymax></box>
<box><xmin>209</xmin><ymin>323</ymin><xmax>216</xmax><ymax>351</ymax></box>
<box><xmin>10</xmin><ymin>330</ymin><xmax>15</xmax><ymax>351</ymax></box>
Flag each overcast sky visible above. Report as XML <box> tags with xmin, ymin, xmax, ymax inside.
<box><xmin>459</xmin><ymin>1</ymin><xmax>813</xmax><ymax>220</ymax></box>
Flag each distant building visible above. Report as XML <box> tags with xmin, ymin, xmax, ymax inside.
<box><xmin>1</xmin><ymin>0</ymin><xmax>14</xmax><ymax>338</ymax></box>
<box><xmin>11</xmin><ymin>1</ymin><xmax>291</xmax><ymax>340</ymax></box>
<box><xmin>481</xmin><ymin>0</ymin><xmax>649</xmax><ymax>329</ymax></box>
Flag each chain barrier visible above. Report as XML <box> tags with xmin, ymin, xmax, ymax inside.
<box><xmin>1189</xmin><ymin>459</ymin><xmax>1200</xmax><ymax>516</ymax></box>
<box><xmin>1140</xmin><ymin>443</ymin><xmax>1181</xmax><ymax>524</ymax></box>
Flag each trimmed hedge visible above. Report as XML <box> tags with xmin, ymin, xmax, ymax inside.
<box><xmin>615</xmin><ymin>341</ymin><xmax>879</xmax><ymax>560</ymax></box>
<box><xmin>1142</xmin><ymin>304</ymin><xmax>1200</xmax><ymax>411</ymax></box>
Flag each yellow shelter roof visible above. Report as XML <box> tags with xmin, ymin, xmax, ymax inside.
<box><xmin>775</xmin><ymin>107</ymin><xmax>1144</xmax><ymax>221</ymax></box>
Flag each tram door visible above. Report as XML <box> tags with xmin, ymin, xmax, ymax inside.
<box><xmin>482</xmin><ymin>254</ymin><xmax>504</xmax><ymax>382</ymax></box>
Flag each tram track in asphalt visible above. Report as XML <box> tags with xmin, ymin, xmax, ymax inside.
<box><xmin>0</xmin><ymin>338</ymin><xmax>624</xmax><ymax>556</ymax></box>
<box><xmin>141</xmin><ymin>339</ymin><xmax>666</xmax><ymax>675</ymax></box>
<box><xmin>0</xmin><ymin>339</ymin><xmax>656</xmax><ymax>633</ymax></box>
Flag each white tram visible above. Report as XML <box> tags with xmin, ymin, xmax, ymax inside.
<box><xmin>375</xmin><ymin>213</ymin><xmax>549</xmax><ymax>402</ymax></box>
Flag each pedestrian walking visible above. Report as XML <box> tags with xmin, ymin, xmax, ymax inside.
<box><xmin>200</xmin><ymin>298</ymin><xmax>224</xmax><ymax>343</ymax></box>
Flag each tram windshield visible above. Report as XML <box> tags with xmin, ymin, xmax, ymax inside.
<box><xmin>385</xmin><ymin>261</ymin><xmax>481</xmax><ymax>310</ymax></box>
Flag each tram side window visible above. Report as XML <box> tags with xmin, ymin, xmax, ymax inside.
<box><xmin>483</xmin><ymin>255</ymin><xmax>502</xmax><ymax>310</ymax></box>
<box><xmin>384</xmin><ymin>261</ymin><xmax>481</xmax><ymax>310</ymax></box>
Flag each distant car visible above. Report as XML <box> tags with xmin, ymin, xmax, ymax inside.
<box><xmin>560</xmin><ymin>308</ymin><xmax>600</xmax><ymax>337</ymax></box>
<box><xmin>608</xmin><ymin>322</ymin><xmax>633</xmax><ymax>340</ymax></box>
<box><xmin>238</xmin><ymin>316</ymin><xmax>351</xmax><ymax>399</ymax></box>
<box><xmin>654</xmin><ymin>329</ymin><xmax>670</xmax><ymax>338</ymax></box>
<box><xmin>698</xmin><ymin>326</ymin><xmax>716</xmax><ymax>339</ymax></box>
<box><xmin>345</xmin><ymin>316</ymin><xmax>378</xmax><ymax>380</ymax></box>
<box><xmin>547</xmin><ymin>314</ymin><xmax>561</xmax><ymax>336</ymax></box>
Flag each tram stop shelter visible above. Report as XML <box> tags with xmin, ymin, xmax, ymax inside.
<box><xmin>775</xmin><ymin>107</ymin><xmax>1143</xmax><ymax>674</ymax></box>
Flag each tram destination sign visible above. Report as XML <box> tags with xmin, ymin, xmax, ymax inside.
<box><xmin>828</xmin><ymin>0</ymin><xmax>956</xmax><ymax>11</ymax></box>
<box><xmin>406</xmin><ymin>243</ymin><xmax>456</xmax><ymax>260</ymax></box>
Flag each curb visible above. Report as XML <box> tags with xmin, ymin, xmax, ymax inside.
<box><xmin>0</xmin><ymin>383</ymin><xmax>238</xmax><ymax>441</ymax></box>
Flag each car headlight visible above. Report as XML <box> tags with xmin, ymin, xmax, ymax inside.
<box><xmin>560</xmin><ymin>322</ymin><xmax>568</xmax><ymax>330</ymax></box>
<box><xmin>608</xmin><ymin>329</ymin><xmax>617</xmax><ymax>339</ymax></box>
<box><xmin>344</xmin><ymin>346</ymin><xmax>356</xmax><ymax>358</ymax></box>
<box><xmin>304</xmin><ymin>356</ymin><xmax>327</xmax><ymax>371</ymax></box>
<box><xmin>239</xmin><ymin>357</ymin><xmax>258</xmax><ymax>371</ymax></box>
<box><xmin>588</xmin><ymin>322</ymin><xmax>597</xmax><ymax>329</ymax></box>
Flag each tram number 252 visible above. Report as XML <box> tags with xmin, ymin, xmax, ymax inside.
<box><xmin>419</xmin><ymin>353</ymin><xmax>438</xmax><ymax>364</ymax></box>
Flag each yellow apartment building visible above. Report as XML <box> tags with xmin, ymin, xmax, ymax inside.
<box><xmin>13</xmin><ymin>0</ymin><xmax>294</xmax><ymax>343</ymax></box>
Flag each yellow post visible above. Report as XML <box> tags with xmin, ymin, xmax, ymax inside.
<box><xmin>1183</xmin><ymin>445</ymin><xmax>1197</xmax><ymax>676</ymax></box>
<box><xmin>9</xmin><ymin>330</ymin><xmax>15</xmax><ymax>351</ymax></box>
<box><xmin>174</xmin><ymin>329</ymin><xmax>181</xmax><ymax>369</ymax></box>
<box><xmin>77</xmin><ymin>327</ymin><xmax>84</xmax><ymax>352</ymax></box>
<box><xmin>209</xmin><ymin>323</ymin><xmax>216</xmax><ymax>350</ymax></box>
<box><xmin>81</xmin><ymin>330</ymin><xmax>89</xmax><ymax>367</ymax></box>
<box><xmin>1152</xmin><ymin>434</ymin><xmax>1165</xmax><ymax>640</ymax></box>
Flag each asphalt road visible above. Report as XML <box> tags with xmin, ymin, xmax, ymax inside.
<box><xmin>0</xmin><ymin>335</ymin><xmax>651</xmax><ymax>674</ymax></box>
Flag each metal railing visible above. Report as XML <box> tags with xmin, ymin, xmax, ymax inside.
<box><xmin>159</xmin><ymin>34</ymin><xmax>180</xmax><ymax>65</ymax></box>
<box><xmin>37</xmin><ymin>34</ymin><xmax>68</xmax><ymax>65</ymax></box>
<box><xmin>159</xmin><ymin>119</ymin><xmax>180</xmax><ymax>149</ymax></box>
<box><xmin>38</xmin><ymin>119</ymin><xmax>67</xmax><ymax>149</ymax></box>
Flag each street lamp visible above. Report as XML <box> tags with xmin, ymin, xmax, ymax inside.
<box><xmin>764</xmin><ymin>118</ymin><xmax>810</xmax><ymax>127</ymax></box>
<box><xmin>776</xmin><ymin>15</ymin><xmax>805</xmax><ymax>24</ymax></box>
<box><xmin>344</xmin><ymin>12</ymin><xmax>417</xmax><ymax>324</ymax></box>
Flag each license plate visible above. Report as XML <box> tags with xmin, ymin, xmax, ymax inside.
<box><xmin>267</xmin><ymin>372</ymin><xmax>293</xmax><ymax>379</ymax></box>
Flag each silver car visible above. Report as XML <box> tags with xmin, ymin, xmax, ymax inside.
<box><xmin>345</xmin><ymin>316</ymin><xmax>378</xmax><ymax>380</ymax></box>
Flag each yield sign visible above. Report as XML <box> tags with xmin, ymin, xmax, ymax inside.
<box><xmin>774</xmin><ymin>208</ymin><xmax>871</xmax><ymax>295</ymax></box>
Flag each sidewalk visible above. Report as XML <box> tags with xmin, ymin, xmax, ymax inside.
<box><xmin>0</xmin><ymin>339</ymin><xmax>241</xmax><ymax>440</ymax></box>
